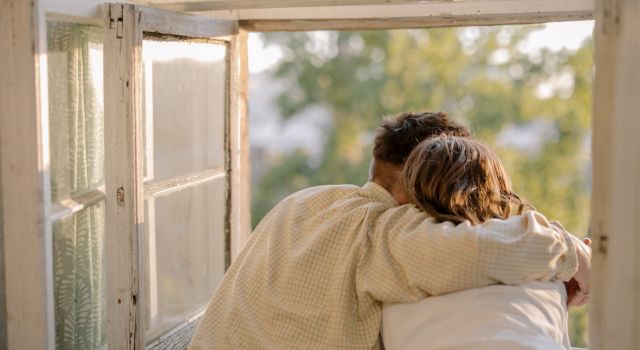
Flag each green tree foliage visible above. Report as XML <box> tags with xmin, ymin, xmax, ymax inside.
<box><xmin>252</xmin><ymin>25</ymin><xmax>593</xmax><ymax>347</ymax></box>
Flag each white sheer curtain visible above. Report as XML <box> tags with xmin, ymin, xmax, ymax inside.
<box><xmin>47</xmin><ymin>21</ymin><xmax>106</xmax><ymax>350</ymax></box>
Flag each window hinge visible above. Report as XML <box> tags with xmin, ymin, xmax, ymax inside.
<box><xmin>601</xmin><ymin>0</ymin><xmax>621</xmax><ymax>35</ymax></box>
<box><xmin>117</xmin><ymin>186</ymin><xmax>125</xmax><ymax>207</ymax></box>
<box><xmin>109</xmin><ymin>4</ymin><xmax>125</xmax><ymax>39</ymax></box>
<box><xmin>597</xmin><ymin>234</ymin><xmax>609</xmax><ymax>255</ymax></box>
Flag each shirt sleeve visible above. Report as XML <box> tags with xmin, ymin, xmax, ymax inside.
<box><xmin>356</xmin><ymin>206</ymin><xmax>578</xmax><ymax>303</ymax></box>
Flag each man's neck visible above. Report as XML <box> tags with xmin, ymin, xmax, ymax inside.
<box><xmin>371</xmin><ymin>160</ymin><xmax>409</xmax><ymax>204</ymax></box>
<box><xmin>372</xmin><ymin>178</ymin><xmax>407</xmax><ymax>205</ymax></box>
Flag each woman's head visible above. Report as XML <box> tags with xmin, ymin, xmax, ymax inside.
<box><xmin>403</xmin><ymin>135</ymin><xmax>529</xmax><ymax>225</ymax></box>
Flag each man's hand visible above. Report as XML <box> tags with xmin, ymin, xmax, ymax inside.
<box><xmin>549</xmin><ymin>221</ymin><xmax>591</xmax><ymax>307</ymax></box>
<box><xmin>564</xmin><ymin>237</ymin><xmax>591</xmax><ymax>307</ymax></box>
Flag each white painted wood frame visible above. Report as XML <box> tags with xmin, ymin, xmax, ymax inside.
<box><xmin>152</xmin><ymin>0</ymin><xmax>593</xmax><ymax>16</ymax></box>
<box><xmin>228</xmin><ymin>28</ymin><xmax>252</xmax><ymax>259</ymax></box>
<box><xmin>148</xmin><ymin>0</ymin><xmax>594</xmax><ymax>31</ymax></box>
<box><xmin>153</xmin><ymin>0</ymin><xmax>460</xmax><ymax>12</ymax></box>
<box><xmin>138</xmin><ymin>5</ymin><xmax>238</xmax><ymax>37</ymax></box>
<box><xmin>104</xmin><ymin>4</ymin><xmax>145</xmax><ymax>349</ymax></box>
<box><xmin>589</xmin><ymin>0</ymin><xmax>640</xmax><ymax>349</ymax></box>
<box><xmin>143</xmin><ymin>168</ymin><xmax>227</xmax><ymax>200</ymax></box>
<box><xmin>0</xmin><ymin>0</ymin><xmax>55</xmax><ymax>349</ymax></box>
<box><xmin>103</xmin><ymin>3</ymin><xmax>240</xmax><ymax>348</ymax></box>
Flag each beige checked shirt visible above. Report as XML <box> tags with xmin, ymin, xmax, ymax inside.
<box><xmin>189</xmin><ymin>182</ymin><xmax>577</xmax><ymax>350</ymax></box>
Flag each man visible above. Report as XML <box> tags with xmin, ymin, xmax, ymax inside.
<box><xmin>189</xmin><ymin>111</ymin><xmax>589</xmax><ymax>350</ymax></box>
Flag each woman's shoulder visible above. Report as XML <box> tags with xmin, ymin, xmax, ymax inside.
<box><xmin>382</xmin><ymin>282</ymin><xmax>570</xmax><ymax>350</ymax></box>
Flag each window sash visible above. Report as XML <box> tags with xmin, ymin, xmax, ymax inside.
<box><xmin>103</xmin><ymin>3</ymin><xmax>238</xmax><ymax>348</ymax></box>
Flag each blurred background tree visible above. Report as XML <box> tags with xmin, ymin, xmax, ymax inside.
<box><xmin>250</xmin><ymin>24</ymin><xmax>592</xmax><ymax>347</ymax></box>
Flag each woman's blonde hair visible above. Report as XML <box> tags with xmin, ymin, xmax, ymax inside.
<box><xmin>403</xmin><ymin>135</ymin><xmax>531</xmax><ymax>225</ymax></box>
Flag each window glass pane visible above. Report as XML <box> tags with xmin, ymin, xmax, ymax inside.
<box><xmin>142</xmin><ymin>39</ymin><xmax>227</xmax><ymax>183</ymax></box>
<box><xmin>53</xmin><ymin>201</ymin><xmax>106</xmax><ymax>350</ymax></box>
<box><xmin>144</xmin><ymin>179</ymin><xmax>227</xmax><ymax>342</ymax></box>
<box><xmin>47</xmin><ymin>21</ymin><xmax>104</xmax><ymax>203</ymax></box>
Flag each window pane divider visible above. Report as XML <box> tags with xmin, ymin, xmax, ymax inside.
<box><xmin>50</xmin><ymin>187</ymin><xmax>107</xmax><ymax>222</ymax></box>
<box><xmin>138</xmin><ymin>5</ymin><xmax>238</xmax><ymax>38</ymax></box>
<box><xmin>143</xmin><ymin>167</ymin><xmax>226</xmax><ymax>200</ymax></box>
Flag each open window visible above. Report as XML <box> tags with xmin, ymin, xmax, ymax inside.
<box><xmin>1</xmin><ymin>1</ymin><xmax>638</xmax><ymax>349</ymax></box>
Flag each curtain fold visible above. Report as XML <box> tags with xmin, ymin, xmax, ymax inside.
<box><xmin>47</xmin><ymin>22</ymin><xmax>106</xmax><ymax>350</ymax></box>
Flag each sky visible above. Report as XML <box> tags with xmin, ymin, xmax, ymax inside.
<box><xmin>247</xmin><ymin>20</ymin><xmax>595</xmax><ymax>74</ymax></box>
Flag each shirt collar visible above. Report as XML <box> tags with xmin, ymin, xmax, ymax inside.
<box><xmin>363</xmin><ymin>182</ymin><xmax>399</xmax><ymax>206</ymax></box>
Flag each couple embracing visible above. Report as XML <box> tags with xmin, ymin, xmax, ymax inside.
<box><xmin>190</xmin><ymin>111</ymin><xmax>591</xmax><ymax>350</ymax></box>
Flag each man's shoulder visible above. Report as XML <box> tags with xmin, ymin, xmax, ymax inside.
<box><xmin>280</xmin><ymin>184</ymin><xmax>362</xmax><ymax>204</ymax></box>
<box><xmin>262</xmin><ymin>183</ymin><xmax>421</xmax><ymax>228</ymax></box>
<box><xmin>293</xmin><ymin>183</ymin><xmax>362</xmax><ymax>196</ymax></box>
<box><xmin>266</xmin><ymin>183</ymin><xmax>401</xmax><ymax>222</ymax></box>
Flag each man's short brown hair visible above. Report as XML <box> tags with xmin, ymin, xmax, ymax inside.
<box><xmin>372</xmin><ymin>111</ymin><xmax>470</xmax><ymax>165</ymax></box>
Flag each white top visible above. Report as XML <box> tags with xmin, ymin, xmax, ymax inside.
<box><xmin>382</xmin><ymin>281</ymin><xmax>571</xmax><ymax>350</ymax></box>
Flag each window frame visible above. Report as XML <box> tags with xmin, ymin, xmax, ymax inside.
<box><xmin>2</xmin><ymin>0</ymin><xmax>638</xmax><ymax>350</ymax></box>
<box><xmin>1</xmin><ymin>1</ymin><xmax>55</xmax><ymax>348</ymax></box>
<box><xmin>165</xmin><ymin>0</ymin><xmax>594</xmax><ymax>31</ymax></box>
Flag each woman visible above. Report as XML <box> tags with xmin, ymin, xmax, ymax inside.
<box><xmin>382</xmin><ymin>136</ymin><xmax>572</xmax><ymax>350</ymax></box>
